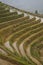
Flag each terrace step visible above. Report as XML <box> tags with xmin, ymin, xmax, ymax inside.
<box><xmin>26</xmin><ymin>35</ymin><xmax>43</xmax><ymax>65</ymax></box>
<box><xmin>9</xmin><ymin>23</ymin><xmax>43</xmax><ymax>55</ymax></box>
<box><xmin>0</xmin><ymin>14</ymin><xmax>24</xmax><ymax>23</ymax></box>
<box><xmin>31</xmin><ymin>37</ymin><xmax>43</xmax><ymax>65</ymax></box>
<box><xmin>0</xmin><ymin>16</ymin><xmax>29</xmax><ymax>29</ymax></box>
<box><xmin>0</xmin><ymin>12</ymin><xmax>18</xmax><ymax>18</ymax></box>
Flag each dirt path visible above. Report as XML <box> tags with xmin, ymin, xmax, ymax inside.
<box><xmin>0</xmin><ymin>59</ymin><xmax>15</xmax><ymax>65</ymax></box>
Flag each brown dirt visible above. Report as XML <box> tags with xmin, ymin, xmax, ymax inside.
<box><xmin>0</xmin><ymin>59</ymin><xmax>14</xmax><ymax>65</ymax></box>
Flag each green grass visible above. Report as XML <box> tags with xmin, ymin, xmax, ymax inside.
<box><xmin>7</xmin><ymin>21</ymin><xmax>41</xmax><ymax>44</ymax></box>
<box><xmin>0</xmin><ymin>44</ymin><xmax>36</xmax><ymax>65</ymax></box>
<box><xmin>0</xmin><ymin>14</ymin><xmax>24</xmax><ymax>23</ymax></box>
<box><xmin>0</xmin><ymin>12</ymin><xmax>18</xmax><ymax>18</ymax></box>
<box><xmin>16</xmin><ymin>26</ymin><xmax>43</xmax><ymax>46</ymax></box>
<box><xmin>0</xmin><ymin>9</ymin><xmax>9</xmax><ymax>14</ymax></box>
<box><xmin>0</xmin><ymin>16</ymin><xmax>30</xmax><ymax>30</ymax></box>
<box><xmin>8</xmin><ymin>19</ymin><xmax>42</xmax><ymax>42</ymax></box>
<box><xmin>30</xmin><ymin>37</ymin><xmax>43</xmax><ymax>64</ymax></box>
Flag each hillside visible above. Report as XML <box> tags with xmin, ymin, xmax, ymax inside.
<box><xmin>0</xmin><ymin>2</ymin><xmax>43</xmax><ymax>65</ymax></box>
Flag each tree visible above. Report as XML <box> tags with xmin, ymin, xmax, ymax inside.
<box><xmin>35</xmin><ymin>10</ymin><xmax>38</xmax><ymax>14</ymax></box>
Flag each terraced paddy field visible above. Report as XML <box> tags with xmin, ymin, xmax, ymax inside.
<box><xmin>0</xmin><ymin>2</ymin><xmax>43</xmax><ymax>65</ymax></box>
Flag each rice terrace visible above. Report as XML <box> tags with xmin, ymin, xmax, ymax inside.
<box><xmin>0</xmin><ymin>1</ymin><xmax>43</xmax><ymax>65</ymax></box>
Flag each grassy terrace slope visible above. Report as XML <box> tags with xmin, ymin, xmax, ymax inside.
<box><xmin>0</xmin><ymin>2</ymin><xmax>43</xmax><ymax>65</ymax></box>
